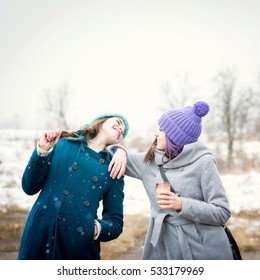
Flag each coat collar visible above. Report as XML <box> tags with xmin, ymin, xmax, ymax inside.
<box><xmin>65</xmin><ymin>137</ymin><xmax>111</xmax><ymax>161</ymax></box>
<box><xmin>154</xmin><ymin>149</ymin><xmax>169</xmax><ymax>166</ymax></box>
<box><xmin>155</xmin><ymin>141</ymin><xmax>213</xmax><ymax>169</ymax></box>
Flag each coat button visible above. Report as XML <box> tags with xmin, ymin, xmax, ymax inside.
<box><xmin>84</xmin><ymin>201</ymin><xmax>90</xmax><ymax>207</ymax></box>
<box><xmin>72</xmin><ymin>163</ymin><xmax>78</xmax><ymax>170</ymax></box>
<box><xmin>92</xmin><ymin>176</ymin><xmax>98</xmax><ymax>182</ymax></box>
<box><xmin>57</xmin><ymin>215</ymin><xmax>63</xmax><ymax>221</ymax></box>
<box><xmin>32</xmin><ymin>161</ymin><xmax>38</xmax><ymax>168</ymax></box>
<box><xmin>99</xmin><ymin>158</ymin><xmax>105</xmax><ymax>164</ymax></box>
<box><xmin>77</xmin><ymin>227</ymin><xmax>84</xmax><ymax>233</ymax></box>
<box><xmin>63</xmin><ymin>190</ymin><xmax>69</xmax><ymax>196</ymax></box>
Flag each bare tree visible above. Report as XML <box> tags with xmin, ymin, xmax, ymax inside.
<box><xmin>234</xmin><ymin>87</ymin><xmax>255</xmax><ymax>144</ymax></box>
<box><xmin>213</xmin><ymin>67</ymin><xmax>255</xmax><ymax>165</ymax></box>
<box><xmin>42</xmin><ymin>83</ymin><xmax>70</xmax><ymax>130</ymax></box>
<box><xmin>250</xmin><ymin>69</ymin><xmax>260</xmax><ymax>136</ymax></box>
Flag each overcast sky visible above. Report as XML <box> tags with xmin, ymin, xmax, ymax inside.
<box><xmin>1</xmin><ymin>0</ymin><xmax>260</xmax><ymax>134</ymax></box>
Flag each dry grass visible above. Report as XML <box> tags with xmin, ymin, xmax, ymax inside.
<box><xmin>101</xmin><ymin>215</ymin><xmax>148</xmax><ymax>259</ymax></box>
<box><xmin>227</xmin><ymin>211</ymin><xmax>260</xmax><ymax>252</ymax></box>
<box><xmin>0</xmin><ymin>206</ymin><xmax>28</xmax><ymax>252</ymax></box>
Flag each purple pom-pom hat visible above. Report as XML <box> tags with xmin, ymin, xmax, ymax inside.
<box><xmin>158</xmin><ymin>101</ymin><xmax>209</xmax><ymax>146</ymax></box>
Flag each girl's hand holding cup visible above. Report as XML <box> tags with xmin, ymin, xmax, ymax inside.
<box><xmin>156</xmin><ymin>183</ymin><xmax>182</xmax><ymax>211</ymax></box>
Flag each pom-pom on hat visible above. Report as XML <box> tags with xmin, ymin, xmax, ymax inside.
<box><xmin>158</xmin><ymin>101</ymin><xmax>209</xmax><ymax>146</ymax></box>
<box><xmin>90</xmin><ymin>113</ymin><xmax>129</xmax><ymax>139</ymax></box>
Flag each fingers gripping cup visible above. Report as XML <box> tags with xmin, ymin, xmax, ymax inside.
<box><xmin>156</xmin><ymin>182</ymin><xmax>171</xmax><ymax>193</ymax></box>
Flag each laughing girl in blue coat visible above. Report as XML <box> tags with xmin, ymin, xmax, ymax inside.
<box><xmin>18</xmin><ymin>113</ymin><xmax>129</xmax><ymax>260</ymax></box>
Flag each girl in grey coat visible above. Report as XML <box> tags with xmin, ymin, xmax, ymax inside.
<box><xmin>110</xmin><ymin>101</ymin><xmax>233</xmax><ymax>260</ymax></box>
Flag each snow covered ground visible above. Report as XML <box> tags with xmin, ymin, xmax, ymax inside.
<box><xmin>0</xmin><ymin>129</ymin><xmax>260</xmax><ymax>217</ymax></box>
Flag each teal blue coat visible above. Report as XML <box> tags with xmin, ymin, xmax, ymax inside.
<box><xmin>18</xmin><ymin>138</ymin><xmax>124</xmax><ymax>260</ymax></box>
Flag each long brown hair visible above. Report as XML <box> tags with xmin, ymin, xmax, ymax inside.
<box><xmin>144</xmin><ymin>138</ymin><xmax>170</xmax><ymax>163</ymax></box>
<box><xmin>144</xmin><ymin>138</ymin><xmax>156</xmax><ymax>162</ymax></box>
<box><xmin>144</xmin><ymin>137</ymin><xmax>179</xmax><ymax>162</ymax></box>
<box><xmin>59</xmin><ymin>117</ymin><xmax>110</xmax><ymax>140</ymax></box>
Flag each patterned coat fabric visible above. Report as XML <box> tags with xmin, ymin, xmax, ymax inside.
<box><xmin>125</xmin><ymin>141</ymin><xmax>233</xmax><ymax>260</ymax></box>
<box><xmin>18</xmin><ymin>138</ymin><xmax>124</xmax><ymax>260</ymax></box>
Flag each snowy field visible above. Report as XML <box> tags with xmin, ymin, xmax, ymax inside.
<box><xmin>0</xmin><ymin>129</ymin><xmax>260</xmax><ymax>217</ymax></box>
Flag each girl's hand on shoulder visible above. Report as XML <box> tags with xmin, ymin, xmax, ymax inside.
<box><xmin>38</xmin><ymin>128</ymin><xmax>62</xmax><ymax>151</ymax></box>
<box><xmin>108</xmin><ymin>148</ymin><xmax>127</xmax><ymax>179</ymax></box>
<box><xmin>157</xmin><ymin>191</ymin><xmax>182</xmax><ymax>211</ymax></box>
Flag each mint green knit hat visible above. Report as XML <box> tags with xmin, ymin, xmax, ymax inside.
<box><xmin>90</xmin><ymin>113</ymin><xmax>129</xmax><ymax>139</ymax></box>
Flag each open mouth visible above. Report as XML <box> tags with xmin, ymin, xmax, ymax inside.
<box><xmin>113</xmin><ymin>127</ymin><xmax>122</xmax><ymax>140</ymax></box>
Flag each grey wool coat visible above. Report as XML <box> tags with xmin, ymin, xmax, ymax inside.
<box><xmin>125</xmin><ymin>141</ymin><xmax>233</xmax><ymax>260</ymax></box>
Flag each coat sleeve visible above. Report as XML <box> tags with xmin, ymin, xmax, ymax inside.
<box><xmin>179</xmin><ymin>156</ymin><xmax>231</xmax><ymax>225</ymax></box>
<box><xmin>96</xmin><ymin>177</ymin><xmax>125</xmax><ymax>242</ymax></box>
<box><xmin>107</xmin><ymin>145</ymin><xmax>147</xmax><ymax>180</ymax></box>
<box><xmin>125</xmin><ymin>152</ymin><xmax>148</xmax><ymax>179</ymax></box>
<box><xmin>21</xmin><ymin>149</ymin><xmax>53</xmax><ymax>195</ymax></box>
